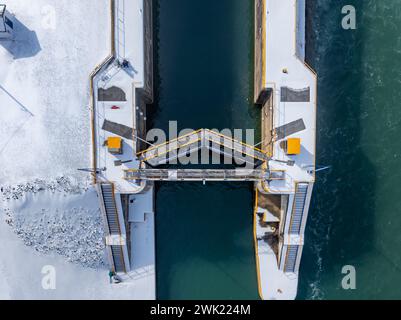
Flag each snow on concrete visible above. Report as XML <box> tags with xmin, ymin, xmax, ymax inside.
<box><xmin>265</xmin><ymin>0</ymin><xmax>317</xmax><ymax>192</ymax></box>
<box><xmin>94</xmin><ymin>0</ymin><xmax>147</xmax><ymax>193</ymax></box>
<box><xmin>255</xmin><ymin>211</ymin><xmax>298</xmax><ymax>300</ymax></box>
<box><xmin>128</xmin><ymin>212</ymin><xmax>156</xmax><ymax>300</ymax></box>
<box><xmin>94</xmin><ymin>67</ymin><xmax>143</xmax><ymax>193</ymax></box>
<box><xmin>124</xmin><ymin>191</ymin><xmax>156</xmax><ymax>299</ymax></box>
<box><xmin>0</xmin><ymin>0</ymin><xmax>110</xmax><ymax>184</ymax></box>
<box><xmin>256</xmin><ymin>0</ymin><xmax>317</xmax><ymax>300</ymax></box>
<box><xmin>115</xmin><ymin>0</ymin><xmax>145</xmax><ymax>86</ymax></box>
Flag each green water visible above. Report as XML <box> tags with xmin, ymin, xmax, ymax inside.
<box><xmin>298</xmin><ymin>0</ymin><xmax>401</xmax><ymax>299</ymax></box>
<box><xmin>152</xmin><ymin>0</ymin><xmax>401</xmax><ymax>300</ymax></box>
<box><xmin>152</xmin><ymin>0</ymin><xmax>259</xmax><ymax>299</ymax></box>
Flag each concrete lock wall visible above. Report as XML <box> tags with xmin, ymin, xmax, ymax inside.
<box><xmin>254</xmin><ymin>0</ymin><xmax>265</xmax><ymax>104</ymax></box>
<box><xmin>134</xmin><ymin>0</ymin><xmax>154</xmax><ymax>153</ymax></box>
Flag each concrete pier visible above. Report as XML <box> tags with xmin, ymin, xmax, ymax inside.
<box><xmin>253</xmin><ymin>0</ymin><xmax>317</xmax><ymax>300</ymax></box>
<box><xmin>90</xmin><ymin>0</ymin><xmax>156</xmax><ymax>300</ymax></box>
<box><xmin>254</xmin><ymin>0</ymin><xmax>265</xmax><ymax>104</ymax></box>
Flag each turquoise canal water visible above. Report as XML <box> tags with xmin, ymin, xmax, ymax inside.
<box><xmin>152</xmin><ymin>0</ymin><xmax>401</xmax><ymax>299</ymax></box>
<box><xmin>298</xmin><ymin>0</ymin><xmax>401</xmax><ymax>300</ymax></box>
<box><xmin>151</xmin><ymin>0</ymin><xmax>259</xmax><ymax>300</ymax></box>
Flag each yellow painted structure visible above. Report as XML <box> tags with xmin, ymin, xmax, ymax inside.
<box><xmin>107</xmin><ymin>137</ymin><xmax>123</xmax><ymax>154</ymax></box>
<box><xmin>286</xmin><ymin>138</ymin><xmax>301</xmax><ymax>155</ymax></box>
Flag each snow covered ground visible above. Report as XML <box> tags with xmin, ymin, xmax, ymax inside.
<box><xmin>0</xmin><ymin>0</ymin><xmax>144</xmax><ymax>299</ymax></box>
<box><xmin>0</xmin><ymin>0</ymin><xmax>110</xmax><ymax>184</ymax></box>
<box><xmin>0</xmin><ymin>179</ymin><xmax>114</xmax><ymax>299</ymax></box>
<box><xmin>0</xmin><ymin>214</ymin><xmax>142</xmax><ymax>300</ymax></box>
<box><xmin>2</xmin><ymin>178</ymin><xmax>106</xmax><ymax>269</ymax></box>
<box><xmin>0</xmin><ymin>177</ymin><xmax>154</xmax><ymax>300</ymax></box>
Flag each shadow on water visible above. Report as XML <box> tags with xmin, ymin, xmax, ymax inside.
<box><xmin>0</xmin><ymin>15</ymin><xmax>41</xmax><ymax>59</ymax></box>
<box><xmin>298</xmin><ymin>0</ymin><xmax>377</xmax><ymax>299</ymax></box>
<box><xmin>150</xmin><ymin>0</ymin><xmax>259</xmax><ymax>299</ymax></box>
<box><xmin>149</xmin><ymin>0</ymin><xmax>257</xmax><ymax>132</ymax></box>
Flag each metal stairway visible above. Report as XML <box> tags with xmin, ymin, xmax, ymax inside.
<box><xmin>98</xmin><ymin>183</ymin><xmax>126</xmax><ymax>273</ymax></box>
<box><xmin>281</xmin><ymin>183</ymin><xmax>310</xmax><ymax>273</ymax></box>
<box><xmin>289</xmin><ymin>183</ymin><xmax>309</xmax><ymax>234</ymax></box>
<box><xmin>137</xmin><ymin>129</ymin><xmax>271</xmax><ymax>166</ymax></box>
<box><xmin>284</xmin><ymin>245</ymin><xmax>299</xmax><ymax>273</ymax></box>
<box><xmin>100</xmin><ymin>184</ymin><xmax>121</xmax><ymax>234</ymax></box>
<box><xmin>110</xmin><ymin>245</ymin><xmax>125</xmax><ymax>273</ymax></box>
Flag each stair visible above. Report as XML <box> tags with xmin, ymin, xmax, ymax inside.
<box><xmin>289</xmin><ymin>183</ymin><xmax>309</xmax><ymax>234</ymax></box>
<box><xmin>279</xmin><ymin>183</ymin><xmax>311</xmax><ymax>273</ymax></box>
<box><xmin>100</xmin><ymin>184</ymin><xmax>121</xmax><ymax>235</ymax></box>
<box><xmin>99</xmin><ymin>183</ymin><xmax>126</xmax><ymax>273</ymax></box>
<box><xmin>284</xmin><ymin>245</ymin><xmax>299</xmax><ymax>273</ymax></box>
<box><xmin>110</xmin><ymin>245</ymin><xmax>125</xmax><ymax>273</ymax></box>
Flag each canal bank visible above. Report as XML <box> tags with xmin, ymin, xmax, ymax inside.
<box><xmin>151</xmin><ymin>0</ymin><xmax>260</xmax><ymax>299</ymax></box>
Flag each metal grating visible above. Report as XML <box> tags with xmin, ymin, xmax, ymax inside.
<box><xmin>289</xmin><ymin>183</ymin><xmax>309</xmax><ymax>234</ymax></box>
<box><xmin>284</xmin><ymin>245</ymin><xmax>299</xmax><ymax>273</ymax></box>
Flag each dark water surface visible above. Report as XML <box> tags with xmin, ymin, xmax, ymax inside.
<box><xmin>152</xmin><ymin>0</ymin><xmax>259</xmax><ymax>299</ymax></box>
<box><xmin>299</xmin><ymin>0</ymin><xmax>401</xmax><ymax>299</ymax></box>
<box><xmin>152</xmin><ymin>0</ymin><xmax>401</xmax><ymax>299</ymax></box>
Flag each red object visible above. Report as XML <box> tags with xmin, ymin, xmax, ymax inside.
<box><xmin>111</xmin><ymin>105</ymin><xmax>120</xmax><ymax>110</ymax></box>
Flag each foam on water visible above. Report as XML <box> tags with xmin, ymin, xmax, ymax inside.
<box><xmin>299</xmin><ymin>0</ymin><xmax>401</xmax><ymax>299</ymax></box>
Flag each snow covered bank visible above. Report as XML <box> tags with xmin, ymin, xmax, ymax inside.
<box><xmin>0</xmin><ymin>0</ymin><xmax>110</xmax><ymax>184</ymax></box>
<box><xmin>0</xmin><ymin>177</ymin><xmax>155</xmax><ymax>300</ymax></box>
<box><xmin>0</xmin><ymin>216</ymin><xmax>139</xmax><ymax>300</ymax></box>
<box><xmin>1</xmin><ymin>178</ymin><xmax>106</xmax><ymax>269</ymax></box>
<box><xmin>0</xmin><ymin>177</ymin><xmax>144</xmax><ymax>300</ymax></box>
<box><xmin>0</xmin><ymin>178</ymin><xmax>109</xmax><ymax>299</ymax></box>
<box><xmin>0</xmin><ymin>0</ymin><xmax>138</xmax><ymax>299</ymax></box>
<box><xmin>0</xmin><ymin>0</ymin><xmax>156</xmax><ymax>300</ymax></box>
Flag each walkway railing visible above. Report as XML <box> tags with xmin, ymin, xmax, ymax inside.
<box><xmin>124</xmin><ymin>169</ymin><xmax>269</xmax><ymax>182</ymax></box>
<box><xmin>137</xmin><ymin>129</ymin><xmax>271</xmax><ymax>167</ymax></box>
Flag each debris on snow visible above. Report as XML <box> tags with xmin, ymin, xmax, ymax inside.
<box><xmin>0</xmin><ymin>177</ymin><xmax>106</xmax><ymax>269</ymax></box>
